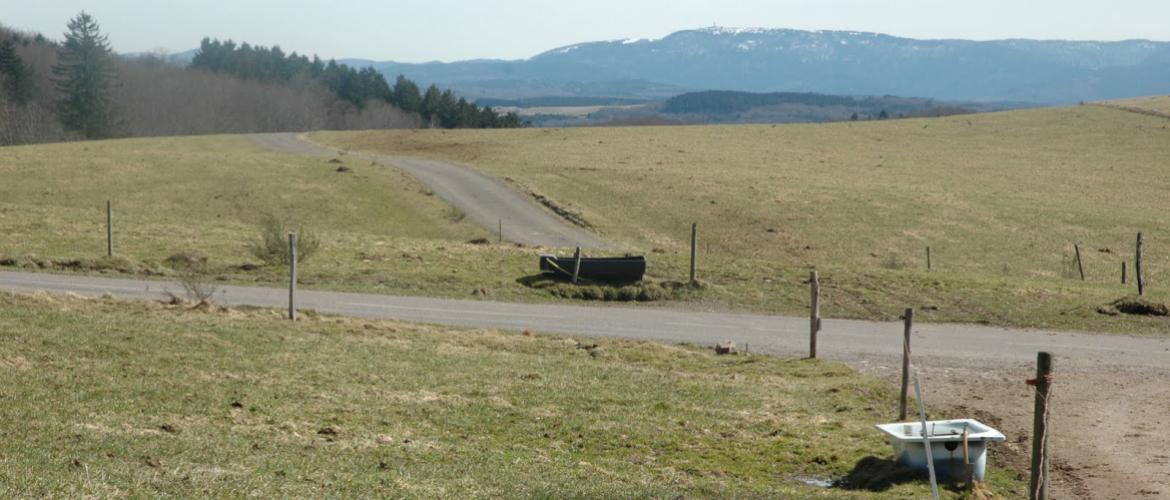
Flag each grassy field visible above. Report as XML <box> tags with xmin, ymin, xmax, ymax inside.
<box><xmin>315</xmin><ymin>105</ymin><xmax>1170</xmax><ymax>333</ymax></box>
<box><xmin>0</xmin><ymin>291</ymin><xmax>1023</xmax><ymax>497</ymax></box>
<box><xmin>1103</xmin><ymin>95</ymin><xmax>1170</xmax><ymax>116</ymax></box>
<box><xmin>2</xmin><ymin>106</ymin><xmax>1169</xmax><ymax>334</ymax></box>
<box><xmin>0</xmin><ymin>134</ymin><xmax>570</xmax><ymax>301</ymax></box>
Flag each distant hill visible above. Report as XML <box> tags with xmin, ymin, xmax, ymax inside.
<box><xmin>356</xmin><ymin>27</ymin><xmax>1170</xmax><ymax>103</ymax></box>
<box><xmin>475</xmin><ymin>96</ymin><xmax>648</xmax><ymax>108</ymax></box>
<box><xmin>121</xmin><ymin>48</ymin><xmax>198</xmax><ymax>65</ymax></box>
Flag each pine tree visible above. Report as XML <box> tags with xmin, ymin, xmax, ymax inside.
<box><xmin>52</xmin><ymin>12</ymin><xmax>116</xmax><ymax>138</ymax></box>
<box><xmin>421</xmin><ymin>85</ymin><xmax>442</xmax><ymax>125</ymax></box>
<box><xmin>0</xmin><ymin>38</ymin><xmax>34</xmax><ymax>104</ymax></box>
<box><xmin>392</xmin><ymin>75</ymin><xmax>422</xmax><ymax>113</ymax></box>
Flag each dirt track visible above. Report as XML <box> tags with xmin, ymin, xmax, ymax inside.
<box><xmin>249</xmin><ymin>133</ymin><xmax>610</xmax><ymax>249</ymax></box>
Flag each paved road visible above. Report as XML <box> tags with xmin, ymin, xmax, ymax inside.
<box><xmin>4</xmin><ymin>270</ymin><xmax>1167</xmax><ymax>369</ymax></box>
<box><xmin>249</xmin><ymin>133</ymin><xmax>610</xmax><ymax>249</ymax></box>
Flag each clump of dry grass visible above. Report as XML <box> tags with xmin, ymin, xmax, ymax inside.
<box><xmin>248</xmin><ymin>214</ymin><xmax>322</xmax><ymax>265</ymax></box>
<box><xmin>524</xmin><ymin>276</ymin><xmax>682</xmax><ymax>302</ymax></box>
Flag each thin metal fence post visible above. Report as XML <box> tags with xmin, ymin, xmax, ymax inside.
<box><xmin>288</xmin><ymin>233</ymin><xmax>297</xmax><ymax>321</ymax></box>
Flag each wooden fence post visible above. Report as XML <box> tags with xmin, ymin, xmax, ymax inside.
<box><xmin>690</xmin><ymin>223</ymin><xmax>698</xmax><ymax>285</ymax></box>
<box><xmin>498</xmin><ymin>219</ymin><xmax>503</xmax><ymax>244</ymax></box>
<box><xmin>571</xmin><ymin>246</ymin><xmax>582</xmax><ymax>284</ymax></box>
<box><xmin>899</xmin><ymin>308</ymin><xmax>913</xmax><ymax>421</ymax></box>
<box><xmin>1029</xmin><ymin>352</ymin><xmax>1054</xmax><ymax>500</ymax></box>
<box><xmin>1122</xmin><ymin>261</ymin><xmax>1127</xmax><ymax>284</ymax></box>
<box><xmin>106</xmin><ymin>200</ymin><xmax>113</xmax><ymax>257</ymax></box>
<box><xmin>809</xmin><ymin>270</ymin><xmax>820</xmax><ymax>359</ymax></box>
<box><xmin>926</xmin><ymin>246</ymin><xmax>932</xmax><ymax>271</ymax></box>
<box><xmin>1073</xmin><ymin>243</ymin><xmax>1085</xmax><ymax>281</ymax></box>
<box><xmin>1136</xmin><ymin>232</ymin><xmax>1145</xmax><ymax>296</ymax></box>
<box><xmin>288</xmin><ymin>233</ymin><xmax>297</xmax><ymax>321</ymax></box>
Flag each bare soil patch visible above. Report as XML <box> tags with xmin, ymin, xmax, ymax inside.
<box><xmin>855</xmin><ymin>356</ymin><xmax>1170</xmax><ymax>499</ymax></box>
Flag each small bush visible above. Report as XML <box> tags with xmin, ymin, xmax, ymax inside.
<box><xmin>176</xmin><ymin>261</ymin><xmax>219</xmax><ymax>302</ymax></box>
<box><xmin>248</xmin><ymin>215</ymin><xmax>321</xmax><ymax>266</ymax></box>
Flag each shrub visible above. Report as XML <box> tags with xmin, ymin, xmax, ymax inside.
<box><xmin>176</xmin><ymin>261</ymin><xmax>218</xmax><ymax>302</ymax></box>
<box><xmin>248</xmin><ymin>215</ymin><xmax>321</xmax><ymax>265</ymax></box>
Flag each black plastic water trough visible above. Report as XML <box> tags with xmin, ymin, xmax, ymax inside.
<box><xmin>539</xmin><ymin>254</ymin><xmax>646</xmax><ymax>283</ymax></box>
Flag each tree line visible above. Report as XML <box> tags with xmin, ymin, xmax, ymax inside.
<box><xmin>191</xmin><ymin>38</ymin><xmax>522</xmax><ymax>129</ymax></box>
<box><xmin>662</xmin><ymin>90</ymin><xmax>859</xmax><ymax>115</ymax></box>
<box><xmin>661</xmin><ymin>90</ymin><xmax>974</xmax><ymax>122</ymax></box>
<box><xmin>0</xmin><ymin>12</ymin><xmax>519</xmax><ymax>146</ymax></box>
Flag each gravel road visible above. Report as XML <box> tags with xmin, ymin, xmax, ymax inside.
<box><xmin>249</xmin><ymin>133</ymin><xmax>610</xmax><ymax>249</ymax></box>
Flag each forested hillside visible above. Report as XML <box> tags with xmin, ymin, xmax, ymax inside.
<box><xmin>0</xmin><ymin>13</ymin><xmax>520</xmax><ymax>146</ymax></box>
<box><xmin>191</xmin><ymin>39</ymin><xmax>522</xmax><ymax>130</ymax></box>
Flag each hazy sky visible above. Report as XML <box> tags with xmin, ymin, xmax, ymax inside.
<box><xmin>6</xmin><ymin>1</ymin><xmax>1169</xmax><ymax>62</ymax></box>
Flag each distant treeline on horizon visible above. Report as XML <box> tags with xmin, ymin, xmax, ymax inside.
<box><xmin>192</xmin><ymin>39</ymin><xmax>523</xmax><ymax>130</ymax></box>
<box><xmin>0</xmin><ymin>14</ymin><xmax>522</xmax><ymax>147</ymax></box>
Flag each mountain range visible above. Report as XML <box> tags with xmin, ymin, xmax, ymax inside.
<box><xmin>343</xmin><ymin>27</ymin><xmax>1170</xmax><ymax>104</ymax></box>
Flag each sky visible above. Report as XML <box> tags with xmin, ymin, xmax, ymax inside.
<box><xmin>5</xmin><ymin>0</ymin><xmax>1170</xmax><ymax>63</ymax></box>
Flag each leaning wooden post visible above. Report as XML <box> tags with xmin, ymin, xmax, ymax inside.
<box><xmin>571</xmin><ymin>246</ymin><xmax>582</xmax><ymax>284</ymax></box>
<box><xmin>689</xmin><ymin>222</ymin><xmax>698</xmax><ymax>285</ymax></box>
<box><xmin>926</xmin><ymin>246</ymin><xmax>932</xmax><ymax>271</ymax></box>
<box><xmin>288</xmin><ymin>233</ymin><xmax>298</xmax><ymax>321</ymax></box>
<box><xmin>105</xmin><ymin>200</ymin><xmax>113</xmax><ymax>257</ymax></box>
<box><xmin>1122</xmin><ymin>261</ymin><xmax>1127</xmax><ymax>284</ymax></box>
<box><xmin>809</xmin><ymin>270</ymin><xmax>820</xmax><ymax>359</ymax></box>
<box><xmin>1136</xmin><ymin>232</ymin><xmax>1145</xmax><ymax>296</ymax></box>
<box><xmin>899</xmin><ymin>308</ymin><xmax>913</xmax><ymax>421</ymax></box>
<box><xmin>1029</xmin><ymin>352</ymin><xmax>1054</xmax><ymax>500</ymax></box>
<box><xmin>1073</xmin><ymin>243</ymin><xmax>1085</xmax><ymax>281</ymax></box>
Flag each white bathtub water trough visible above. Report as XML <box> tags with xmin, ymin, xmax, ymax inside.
<box><xmin>875</xmin><ymin>418</ymin><xmax>1005</xmax><ymax>481</ymax></box>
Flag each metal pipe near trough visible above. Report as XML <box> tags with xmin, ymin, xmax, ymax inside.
<box><xmin>914</xmin><ymin>369</ymin><xmax>941</xmax><ymax>500</ymax></box>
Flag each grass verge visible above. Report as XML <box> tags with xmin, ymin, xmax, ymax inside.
<box><xmin>0</xmin><ymin>292</ymin><xmax>1023</xmax><ymax>497</ymax></box>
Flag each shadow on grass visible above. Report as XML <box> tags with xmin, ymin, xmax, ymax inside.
<box><xmin>836</xmin><ymin>456</ymin><xmax>928</xmax><ymax>491</ymax></box>
<box><xmin>838</xmin><ymin>456</ymin><xmax>978</xmax><ymax>494</ymax></box>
